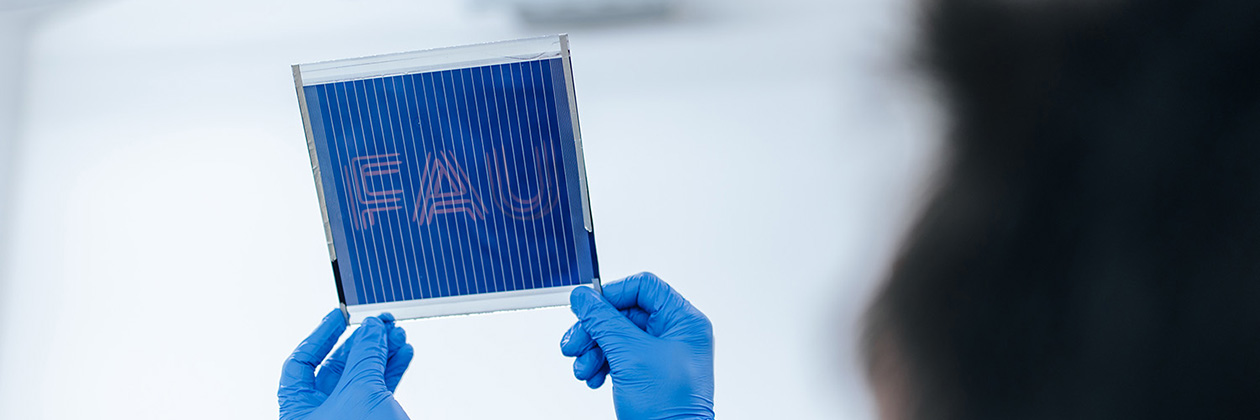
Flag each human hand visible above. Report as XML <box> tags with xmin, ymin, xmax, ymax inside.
<box><xmin>560</xmin><ymin>273</ymin><xmax>715</xmax><ymax>420</ymax></box>
<box><xmin>279</xmin><ymin>309</ymin><xmax>415</xmax><ymax>420</ymax></box>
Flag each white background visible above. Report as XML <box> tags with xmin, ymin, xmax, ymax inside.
<box><xmin>0</xmin><ymin>0</ymin><xmax>940</xmax><ymax>418</ymax></box>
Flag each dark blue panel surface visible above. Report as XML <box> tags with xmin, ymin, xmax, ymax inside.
<box><xmin>303</xmin><ymin>58</ymin><xmax>595</xmax><ymax>306</ymax></box>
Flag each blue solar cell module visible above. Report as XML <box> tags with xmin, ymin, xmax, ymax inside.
<box><xmin>300</xmin><ymin>57</ymin><xmax>597</xmax><ymax>307</ymax></box>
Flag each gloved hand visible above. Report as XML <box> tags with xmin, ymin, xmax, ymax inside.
<box><xmin>279</xmin><ymin>309</ymin><xmax>416</xmax><ymax>420</ymax></box>
<box><xmin>560</xmin><ymin>272</ymin><xmax>715</xmax><ymax>420</ymax></box>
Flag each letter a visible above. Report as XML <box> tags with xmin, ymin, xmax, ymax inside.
<box><xmin>413</xmin><ymin>151</ymin><xmax>487</xmax><ymax>226</ymax></box>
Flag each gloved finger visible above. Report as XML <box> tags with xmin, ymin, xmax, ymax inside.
<box><xmin>314</xmin><ymin>319</ymin><xmax>377</xmax><ymax>395</ymax></box>
<box><xmin>334</xmin><ymin>316</ymin><xmax>406</xmax><ymax>392</ymax></box>
<box><xmin>379</xmin><ymin>312</ymin><xmax>398</xmax><ymax>359</ymax></box>
<box><xmin>384</xmin><ymin>327</ymin><xmax>414</xmax><ymax>392</ymax></box>
<box><xmin>281</xmin><ymin>308</ymin><xmax>347</xmax><ymax>391</ymax></box>
<box><xmin>585</xmin><ymin>363</ymin><xmax>610</xmax><ymax>389</ymax></box>
<box><xmin>385</xmin><ymin>321</ymin><xmax>403</xmax><ymax>355</ymax></box>
<box><xmin>570</xmin><ymin>287</ymin><xmax>648</xmax><ymax>347</ymax></box>
<box><xmin>621</xmin><ymin>307</ymin><xmax>650</xmax><ymax>331</ymax></box>
<box><xmin>601</xmin><ymin>272</ymin><xmax>690</xmax><ymax>316</ymax></box>
<box><xmin>560</xmin><ymin>321</ymin><xmax>596</xmax><ymax>357</ymax></box>
<box><xmin>315</xmin><ymin>341</ymin><xmax>348</xmax><ymax>394</ymax></box>
<box><xmin>335</xmin><ymin>316</ymin><xmax>390</xmax><ymax>392</ymax></box>
<box><xmin>385</xmin><ymin>343</ymin><xmax>414</xmax><ymax>392</ymax></box>
<box><xmin>573</xmin><ymin>346</ymin><xmax>606</xmax><ymax>381</ymax></box>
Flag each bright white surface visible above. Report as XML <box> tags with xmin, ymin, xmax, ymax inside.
<box><xmin>0</xmin><ymin>0</ymin><xmax>940</xmax><ymax>418</ymax></box>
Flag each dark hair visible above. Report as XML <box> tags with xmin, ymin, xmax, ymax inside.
<box><xmin>864</xmin><ymin>1</ymin><xmax>1260</xmax><ymax>419</ymax></box>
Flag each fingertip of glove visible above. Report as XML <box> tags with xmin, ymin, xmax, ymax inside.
<box><xmin>361</xmin><ymin>316</ymin><xmax>385</xmax><ymax>330</ymax></box>
<box><xmin>585</xmin><ymin>371</ymin><xmax>607</xmax><ymax>389</ymax></box>
<box><xmin>561</xmin><ymin>322</ymin><xmax>579</xmax><ymax>345</ymax></box>
<box><xmin>391</xmin><ymin>342</ymin><xmax>416</xmax><ymax>366</ymax></box>
<box><xmin>350</xmin><ymin>318</ymin><xmax>389</xmax><ymax>350</ymax></box>
<box><xmin>570</xmin><ymin>286</ymin><xmax>598</xmax><ymax>308</ymax></box>
<box><xmin>389</xmin><ymin>325</ymin><xmax>407</xmax><ymax>342</ymax></box>
<box><xmin>632</xmin><ymin>271</ymin><xmax>660</xmax><ymax>281</ymax></box>
<box><xmin>325</xmin><ymin>308</ymin><xmax>345</xmax><ymax>323</ymax></box>
<box><xmin>571</xmin><ymin>357</ymin><xmax>588</xmax><ymax>378</ymax></box>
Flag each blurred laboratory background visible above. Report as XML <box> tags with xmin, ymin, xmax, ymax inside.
<box><xmin>0</xmin><ymin>0</ymin><xmax>940</xmax><ymax>418</ymax></box>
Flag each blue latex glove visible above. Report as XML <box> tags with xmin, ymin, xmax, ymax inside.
<box><xmin>560</xmin><ymin>272</ymin><xmax>715</xmax><ymax>420</ymax></box>
<box><xmin>279</xmin><ymin>309</ymin><xmax>416</xmax><ymax>420</ymax></box>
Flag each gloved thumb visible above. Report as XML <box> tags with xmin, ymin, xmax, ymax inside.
<box><xmin>339</xmin><ymin>317</ymin><xmax>390</xmax><ymax>392</ymax></box>
<box><xmin>570</xmin><ymin>287</ymin><xmax>648</xmax><ymax>348</ymax></box>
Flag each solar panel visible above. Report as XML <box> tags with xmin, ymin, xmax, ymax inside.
<box><xmin>293</xmin><ymin>35</ymin><xmax>600</xmax><ymax>323</ymax></box>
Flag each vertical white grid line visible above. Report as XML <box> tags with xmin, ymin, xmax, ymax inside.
<box><xmin>384</xmin><ymin>76</ymin><xmax>418</xmax><ymax>301</ymax></box>
<box><xmin>512</xmin><ymin>62</ymin><xmax>543</xmax><ymax>290</ymax></box>
<box><xmin>367</xmin><ymin>80</ymin><xmax>398</xmax><ymax>301</ymax></box>
<box><xmin>521</xmin><ymin>60</ymin><xmax>554</xmax><ymax>288</ymax></box>
<box><xmin>436</xmin><ymin>71</ymin><xmax>463</xmax><ymax>295</ymax></box>
<box><xmin>371</xmin><ymin>77</ymin><xmax>404</xmax><ymax>302</ymax></box>
<box><xmin>323</xmin><ymin>85</ymin><xmax>360</xmax><ymax>303</ymax></box>
<box><xmin>414</xmin><ymin>76</ymin><xmax>438</xmax><ymax>297</ymax></box>
<box><xmin>550</xmin><ymin>59</ymin><xmax>584</xmax><ymax>284</ymax></box>
<box><xmin>394</xmin><ymin>75</ymin><xmax>423</xmax><ymax>300</ymax></box>
<box><xmin>344</xmin><ymin>82</ymin><xmax>377</xmax><ymax>304</ymax></box>
<box><xmin>353</xmin><ymin>80</ymin><xmax>387</xmax><ymax>304</ymax></box>
<box><xmin>468</xmin><ymin>67</ymin><xmax>494</xmax><ymax>292</ymax></box>
<box><xmin>541</xmin><ymin>60</ymin><xmax>566</xmax><ymax>286</ymax></box>
<box><xmin>496</xmin><ymin>63</ymin><xmax>528</xmax><ymax>291</ymax></box>
<box><xmin>547</xmin><ymin>59</ymin><xmax>575</xmax><ymax>285</ymax></box>
<box><xmin>551</xmin><ymin>58</ymin><xmax>578</xmax><ymax>285</ymax></box>
<box><xmin>420</xmin><ymin>73</ymin><xmax>452</xmax><ymax>297</ymax></box>
<box><xmin>386</xmin><ymin>78</ymin><xmax>408</xmax><ymax>300</ymax></box>
<box><xmin>478</xmin><ymin>65</ymin><xmax>510</xmax><ymax>293</ymax></box>
<box><xmin>462</xmin><ymin>67</ymin><xmax>494</xmax><ymax>295</ymax></box>
<box><xmin>449</xmin><ymin>68</ymin><xmax>485</xmax><ymax>295</ymax></box>
<box><xmin>402</xmin><ymin>74</ymin><xmax>435</xmax><ymax>299</ymax></box>
<box><xmin>433</xmin><ymin>72</ymin><xmax>463</xmax><ymax>296</ymax></box>
<box><xmin>533</xmin><ymin>59</ymin><xmax>567</xmax><ymax>287</ymax></box>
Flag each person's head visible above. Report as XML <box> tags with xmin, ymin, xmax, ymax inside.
<box><xmin>864</xmin><ymin>1</ymin><xmax>1260</xmax><ymax>419</ymax></box>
